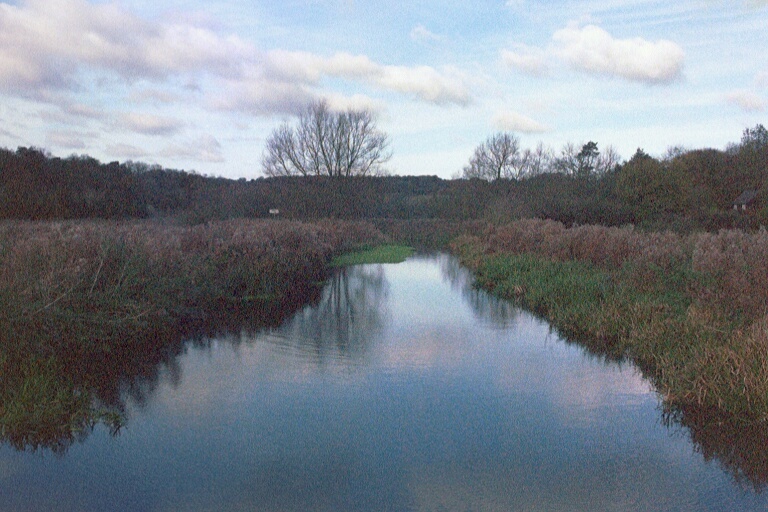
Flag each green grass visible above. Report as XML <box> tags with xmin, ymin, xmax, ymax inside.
<box><xmin>461</xmin><ymin>249</ymin><xmax>768</xmax><ymax>423</ymax></box>
<box><xmin>330</xmin><ymin>245</ymin><xmax>415</xmax><ymax>267</ymax></box>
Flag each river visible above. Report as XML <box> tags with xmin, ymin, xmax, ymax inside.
<box><xmin>1</xmin><ymin>254</ymin><xmax>766</xmax><ymax>511</ymax></box>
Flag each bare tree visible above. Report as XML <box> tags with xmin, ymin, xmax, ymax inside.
<box><xmin>462</xmin><ymin>132</ymin><xmax>522</xmax><ymax>180</ymax></box>
<box><xmin>552</xmin><ymin>142</ymin><xmax>580</xmax><ymax>175</ymax></box>
<box><xmin>521</xmin><ymin>142</ymin><xmax>553</xmax><ymax>176</ymax></box>
<box><xmin>262</xmin><ymin>100</ymin><xmax>391</xmax><ymax>177</ymax></box>
<box><xmin>598</xmin><ymin>145</ymin><xmax>621</xmax><ymax>174</ymax></box>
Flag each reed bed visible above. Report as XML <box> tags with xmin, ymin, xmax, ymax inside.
<box><xmin>0</xmin><ymin>218</ymin><xmax>384</xmax><ymax>450</ymax></box>
<box><xmin>451</xmin><ymin>219</ymin><xmax>768</xmax><ymax>421</ymax></box>
<box><xmin>0</xmin><ymin>218</ymin><xmax>384</xmax><ymax>337</ymax></box>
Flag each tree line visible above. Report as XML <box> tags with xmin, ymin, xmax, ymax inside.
<box><xmin>1</xmin><ymin>114</ymin><xmax>766</xmax><ymax>230</ymax></box>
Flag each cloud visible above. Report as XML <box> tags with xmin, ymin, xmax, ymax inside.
<box><xmin>160</xmin><ymin>135</ymin><xmax>224</xmax><ymax>163</ymax></box>
<box><xmin>324</xmin><ymin>93</ymin><xmax>385</xmax><ymax>113</ymax></box>
<box><xmin>212</xmin><ymin>77</ymin><xmax>316</xmax><ymax>116</ymax></box>
<box><xmin>725</xmin><ymin>90</ymin><xmax>766</xmax><ymax>112</ymax></box>
<box><xmin>2</xmin><ymin>0</ymin><xmax>468</xmax><ymax>121</ymax></box>
<box><xmin>45</xmin><ymin>130</ymin><xmax>89</xmax><ymax>150</ymax></box>
<box><xmin>0</xmin><ymin>0</ymin><xmax>251</xmax><ymax>93</ymax></box>
<box><xmin>505</xmin><ymin>0</ymin><xmax>526</xmax><ymax>8</ymax></box>
<box><xmin>118</xmin><ymin>113</ymin><xmax>185</xmax><ymax>136</ymax></box>
<box><xmin>410</xmin><ymin>25</ymin><xmax>445</xmax><ymax>43</ymax></box>
<box><xmin>500</xmin><ymin>45</ymin><xmax>549</xmax><ymax>77</ymax></box>
<box><xmin>492</xmin><ymin>111</ymin><xmax>548</xmax><ymax>133</ymax></box>
<box><xmin>756</xmin><ymin>71</ymin><xmax>768</xmax><ymax>88</ymax></box>
<box><xmin>0</xmin><ymin>127</ymin><xmax>17</xmax><ymax>139</ymax></box>
<box><xmin>264</xmin><ymin>51</ymin><xmax>472</xmax><ymax>106</ymax></box>
<box><xmin>130</xmin><ymin>88</ymin><xmax>183</xmax><ymax>105</ymax></box>
<box><xmin>61</xmin><ymin>103</ymin><xmax>105</xmax><ymax>119</ymax></box>
<box><xmin>552</xmin><ymin>24</ymin><xmax>685</xmax><ymax>84</ymax></box>
<box><xmin>105</xmin><ymin>143</ymin><xmax>150</xmax><ymax>160</ymax></box>
<box><xmin>377</xmin><ymin>64</ymin><xmax>471</xmax><ymax>105</ymax></box>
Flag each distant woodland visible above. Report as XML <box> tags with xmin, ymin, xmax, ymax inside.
<box><xmin>1</xmin><ymin>125</ymin><xmax>766</xmax><ymax>231</ymax></box>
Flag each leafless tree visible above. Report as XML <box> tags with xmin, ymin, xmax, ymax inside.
<box><xmin>598</xmin><ymin>145</ymin><xmax>621</xmax><ymax>174</ymax></box>
<box><xmin>521</xmin><ymin>142</ymin><xmax>553</xmax><ymax>176</ymax></box>
<box><xmin>262</xmin><ymin>100</ymin><xmax>391</xmax><ymax>177</ymax></box>
<box><xmin>552</xmin><ymin>142</ymin><xmax>581</xmax><ymax>175</ymax></box>
<box><xmin>462</xmin><ymin>132</ymin><xmax>522</xmax><ymax>180</ymax></box>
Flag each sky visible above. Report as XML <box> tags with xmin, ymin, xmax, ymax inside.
<box><xmin>0</xmin><ymin>0</ymin><xmax>767</xmax><ymax>179</ymax></box>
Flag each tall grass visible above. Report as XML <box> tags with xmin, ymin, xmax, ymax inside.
<box><xmin>451</xmin><ymin>219</ymin><xmax>768</xmax><ymax>422</ymax></box>
<box><xmin>0</xmin><ymin>218</ymin><xmax>385</xmax><ymax>450</ymax></box>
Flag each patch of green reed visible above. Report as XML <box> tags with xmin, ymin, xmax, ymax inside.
<box><xmin>457</xmin><ymin>237</ymin><xmax>768</xmax><ymax>422</ymax></box>
<box><xmin>0</xmin><ymin>352</ymin><xmax>122</xmax><ymax>453</ymax></box>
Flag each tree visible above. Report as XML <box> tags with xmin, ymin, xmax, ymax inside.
<box><xmin>740</xmin><ymin>124</ymin><xmax>768</xmax><ymax>151</ymax></box>
<box><xmin>551</xmin><ymin>142</ymin><xmax>581</xmax><ymax>176</ymax></box>
<box><xmin>553</xmin><ymin>141</ymin><xmax>619</xmax><ymax>178</ymax></box>
<box><xmin>262</xmin><ymin>100</ymin><xmax>391</xmax><ymax>177</ymax></box>
<box><xmin>462</xmin><ymin>132</ymin><xmax>523</xmax><ymax>180</ymax></box>
<box><xmin>521</xmin><ymin>142</ymin><xmax>554</xmax><ymax>177</ymax></box>
<box><xmin>576</xmin><ymin>141</ymin><xmax>600</xmax><ymax>176</ymax></box>
<box><xmin>616</xmin><ymin>149</ymin><xmax>695</xmax><ymax>221</ymax></box>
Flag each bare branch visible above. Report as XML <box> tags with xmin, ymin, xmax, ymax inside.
<box><xmin>261</xmin><ymin>100</ymin><xmax>391</xmax><ymax>178</ymax></box>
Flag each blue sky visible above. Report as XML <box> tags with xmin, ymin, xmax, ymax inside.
<box><xmin>1</xmin><ymin>0</ymin><xmax>766</xmax><ymax>179</ymax></box>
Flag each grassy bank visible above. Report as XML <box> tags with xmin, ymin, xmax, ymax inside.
<box><xmin>451</xmin><ymin>219</ymin><xmax>768</xmax><ymax>422</ymax></box>
<box><xmin>0</xmin><ymin>218</ymin><xmax>384</xmax><ymax>450</ymax></box>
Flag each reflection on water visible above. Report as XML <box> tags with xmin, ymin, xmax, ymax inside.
<box><xmin>269</xmin><ymin>265</ymin><xmax>389</xmax><ymax>365</ymax></box>
<box><xmin>1</xmin><ymin>254</ymin><xmax>768</xmax><ymax>511</ymax></box>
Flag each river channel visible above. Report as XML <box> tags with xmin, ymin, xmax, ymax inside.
<box><xmin>1</xmin><ymin>254</ymin><xmax>767</xmax><ymax>511</ymax></box>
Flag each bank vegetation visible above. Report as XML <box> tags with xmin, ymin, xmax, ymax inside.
<box><xmin>451</xmin><ymin>219</ymin><xmax>768</xmax><ymax>422</ymax></box>
<box><xmin>0</xmin><ymin>218</ymin><xmax>384</xmax><ymax>451</ymax></box>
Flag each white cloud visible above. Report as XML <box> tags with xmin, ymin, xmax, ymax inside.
<box><xmin>756</xmin><ymin>71</ymin><xmax>768</xmax><ymax>88</ymax></box>
<box><xmin>160</xmin><ymin>135</ymin><xmax>224</xmax><ymax>163</ymax></box>
<box><xmin>492</xmin><ymin>111</ymin><xmax>548</xmax><ymax>133</ymax></box>
<box><xmin>725</xmin><ymin>90</ymin><xmax>765</xmax><ymax>112</ymax></box>
<box><xmin>377</xmin><ymin>65</ymin><xmax>471</xmax><ymax>105</ymax></box>
<box><xmin>213</xmin><ymin>78</ymin><xmax>316</xmax><ymax>116</ymax></box>
<box><xmin>46</xmin><ymin>130</ymin><xmax>89</xmax><ymax>150</ymax></box>
<box><xmin>0</xmin><ymin>0</ymin><xmax>469</xmax><ymax>123</ymax></box>
<box><xmin>324</xmin><ymin>93</ymin><xmax>385</xmax><ymax>113</ymax></box>
<box><xmin>62</xmin><ymin>103</ymin><xmax>106</xmax><ymax>120</ymax></box>
<box><xmin>130</xmin><ymin>89</ymin><xmax>183</xmax><ymax>106</ymax></box>
<box><xmin>105</xmin><ymin>143</ymin><xmax>150</xmax><ymax>160</ymax></box>
<box><xmin>505</xmin><ymin>0</ymin><xmax>526</xmax><ymax>8</ymax></box>
<box><xmin>118</xmin><ymin>113</ymin><xmax>185</xmax><ymax>136</ymax></box>
<box><xmin>0</xmin><ymin>0</ymin><xmax>251</xmax><ymax>92</ymax></box>
<box><xmin>264</xmin><ymin>51</ymin><xmax>472</xmax><ymax>106</ymax></box>
<box><xmin>410</xmin><ymin>24</ymin><xmax>445</xmax><ymax>43</ymax></box>
<box><xmin>552</xmin><ymin>24</ymin><xmax>685</xmax><ymax>84</ymax></box>
<box><xmin>500</xmin><ymin>45</ymin><xmax>549</xmax><ymax>77</ymax></box>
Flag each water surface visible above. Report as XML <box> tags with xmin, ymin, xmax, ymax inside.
<box><xmin>1</xmin><ymin>254</ymin><xmax>766</xmax><ymax>511</ymax></box>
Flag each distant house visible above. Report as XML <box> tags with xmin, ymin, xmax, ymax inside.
<box><xmin>269</xmin><ymin>208</ymin><xmax>280</xmax><ymax>216</ymax></box>
<box><xmin>733</xmin><ymin>190</ymin><xmax>758</xmax><ymax>211</ymax></box>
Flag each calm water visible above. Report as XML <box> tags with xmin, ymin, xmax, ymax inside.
<box><xmin>2</xmin><ymin>254</ymin><xmax>767</xmax><ymax>511</ymax></box>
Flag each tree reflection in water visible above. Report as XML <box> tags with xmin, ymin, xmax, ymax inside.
<box><xmin>2</xmin><ymin>254</ymin><xmax>768</xmax><ymax>492</ymax></box>
<box><xmin>663</xmin><ymin>405</ymin><xmax>768</xmax><ymax>491</ymax></box>
<box><xmin>438</xmin><ymin>254</ymin><xmax>520</xmax><ymax>329</ymax></box>
<box><xmin>0</xmin><ymin>287</ymin><xmax>323</xmax><ymax>454</ymax></box>
<box><xmin>437</xmin><ymin>252</ymin><xmax>768</xmax><ymax>492</ymax></box>
<box><xmin>263</xmin><ymin>264</ymin><xmax>389</xmax><ymax>364</ymax></box>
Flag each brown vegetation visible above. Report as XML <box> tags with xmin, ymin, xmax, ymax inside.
<box><xmin>0</xmin><ymin>218</ymin><xmax>384</xmax><ymax>451</ymax></box>
<box><xmin>452</xmin><ymin>219</ymin><xmax>768</xmax><ymax>421</ymax></box>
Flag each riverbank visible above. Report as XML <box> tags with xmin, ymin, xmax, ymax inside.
<box><xmin>450</xmin><ymin>219</ymin><xmax>768</xmax><ymax>422</ymax></box>
<box><xmin>0</xmin><ymin>218</ymin><xmax>384</xmax><ymax>450</ymax></box>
